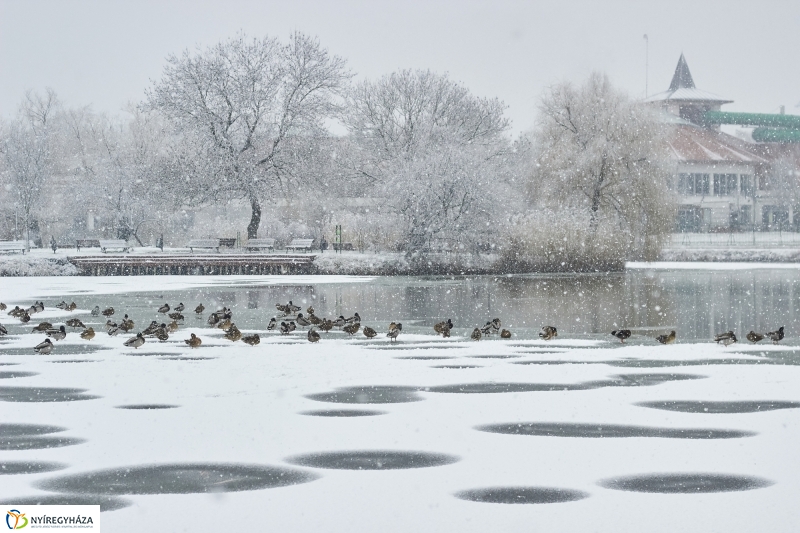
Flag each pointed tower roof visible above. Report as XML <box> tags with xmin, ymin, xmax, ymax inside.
<box><xmin>669</xmin><ymin>53</ymin><xmax>695</xmax><ymax>90</ymax></box>
<box><xmin>645</xmin><ymin>54</ymin><xmax>731</xmax><ymax>104</ymax></box>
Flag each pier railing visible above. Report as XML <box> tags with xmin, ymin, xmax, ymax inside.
<box><xmin>68</xmin><ymin>254</ymin><xmax>316</xmax><ymax>276</ymax></box>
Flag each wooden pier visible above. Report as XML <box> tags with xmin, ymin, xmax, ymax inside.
<box><xmin>68</xmin><ymin>254</ymin><xmax>316</xmax><ymax>276</ymax></box>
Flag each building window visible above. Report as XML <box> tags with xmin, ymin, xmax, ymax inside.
<box><xmin>677</xmin><ymin>206</ymin><xmax>703</xmax><ymax>232</ymax></box>
<box><xmin>762</xmin><ymin>205</ymin><xmax>789</xmax><ymax>230</ymax></box>
<box><xmin>713</xmin><ymin>174</ymin><xmax>737</xmax><ymax>195</ymax></box>
<box><xmin>740</xmin><ymin>175</ymin><xmax>753</xmax><ymax>197</ymax></box>
<box><xmin>678</xmin><ymin>173</ymin><xmax>710</xmax><ymax>196</ymax></box>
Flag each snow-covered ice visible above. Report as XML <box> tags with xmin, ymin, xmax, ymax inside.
<box><xmin>0</xmin><ymin>274</ymin><xmax>798</xmax><ymax>532</ymax></box>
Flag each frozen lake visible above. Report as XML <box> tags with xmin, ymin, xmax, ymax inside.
<box><xmin>1</xmin><ymin>267</ymin><xmax>799</xmax><ymax>531</ymax></box>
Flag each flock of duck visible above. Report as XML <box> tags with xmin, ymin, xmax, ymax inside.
<box><xmin>0</xmin><ymin>299</ymin><xmax>787</xmax><ymax>354</ymax></box>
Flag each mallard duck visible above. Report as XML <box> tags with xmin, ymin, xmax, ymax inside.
<box><xmin>500</xmin><ymin>329</ymin><xmax>512</xmax><ymax>339</ymax></box>
<box><xmin>194</xmin><ymin>304</ymin><xmax>205</xmax><ymax>314</ymax></box>
<box><xmin>67</xmin><ymin>302</ymin><xmax>77</xmax><ymax>312</ymax></box>
<box><xmin>26</xmin><ymin>305</ymin><xmax>38</xmax><ymax>315</ymax></box>
<box><xmin>168</xmin><ymin>312</ymin><xmax>184</xmax><ymax>321</ymax></box>
<box><xmin>55</xmin><ymin>301</ymin><xmax>69</xmax><ymax>310</ymax></box>
<box><xmin>34</xmin><ymin>338</ymin><xmax>53</xmax><ymax>354</ymax></box>
<box><xmin>296</xmin><ymin>313</ymin><xmax>311</xmax><ymax>328</ymax></box>
<box><xmin>108</xmin><ymin>325</ymin><xmax>122</xmax><ymax>336</ymax></box>
<box><xmin>158</xmin><ymin>303</ymin><xmax>170</xmax><ymax>313</ymax></box>
<box><xmin>746</xmin><ymin>331</ymin><xmax>765</xmax><ymax>343</ymax></box>
<box><xmin>308</xmin><ymin>313</ymin><xmax>322</xmax><ymax>325</ymax></box>
<box><xmin>32</xmin><ymin>321</ymin><xmax>53</xmax><ymax>332</ymax></box>
<box><xmin>120</xmin><ymin>315</ymin><xmax>134</xmax><ymax>332</ymax></box>
<box><xmin>280</xmin><ymin>322</ymin><xmax>291</xmax><ymax>335</ymax></box>
<box><xmin>471</xmin><ymin>328</ymin><xmax>482</xmax><ymax>341</ymax></box>
<box><xmin>105</xmin><ymin>320</ymin><xmax>118</xmax><ymax>332</ymax></box>
<box><xmin>539</xmin><ymin>326</ymin><xmax>558</xmax><ymax>341</ymax></box>
<box><xmin>174</xmin><ymin>303</ymin><xmax>185</xmax><ymax>313</ymax></box>
<box><xmin>19</xmin><ymin>312</ymin><xmax>30</xmax><ymax>323</ymax></box>
<box><xmin>155</xmin><ymin>328</ymin><xmax>169</xmax><ymax>342</ymax></box>
<box><xmin>167</xmin><ymin>320</ymin><xmax>179</xmax><ymax>333</ymax></box>
<box><xmin>207</xmin><ymin>312</ymin><xmax>221</xmax><ymax>326</ymax></box>
<box><xmin>124</xmin><ymin>333</ymin><xmax>145</xmax><ymax>348</ymax></box>
<box><xmin>184</xmin><ymin>333</ymin><xmax>202</xmax><ymax>348</ymax></box>
<box><xmin>308</xmin><ymin>328</ymin><xmax>320</xmax><ymax>343</ymax></box>
<box><xmin>287</xmin><ymin>301</ymin><xmax>301</xmax><ymax>314</ymax></box>
<box><xmin>343</xmin><ymin>322</ymin><xmax>361</xmax><ymax>336</ymax></box>
<box><xmin>242</xmin><ymin>333</ymin><xmax>260</xmax><ymax>346</ymax></box>
<box><xmin>80</xmin><ymin>327</ymin><xmax>95</xmax><ymax>340</ymax></box>
<box><xmin>141</xmin><ymin>321</ymin><xmax>159</xmax><ymax>335</ymax></box>
<box><xmin>267</xmin><ymin>318</ymin><xmax>277</xmax><ymax>331</ymax></box>
<box><xmin>656</xmin><ymin>330</ymin><xmax>676</xmax><ymax>345</ymax></box>
<box><xmin>224</xmin><ymin>324</ymin><xmax>242</xmax><ymax>342</ymax></box>
<box><xmin>766</xmin><ymin>326</ymin><xmax>785</xmax><ymax>344</ymax></box>
<box><xmin>0</xmin><ymin>323</ymin><xmax>7</xmax><ymax>336</ymax></box>
<box><xmin>714</xmin><ymin>331</ymin><xmax>736</xmax><ymax>345</ymax></box>
<box><xmin>611</xmin><ymin>330</ymin><xmax>632</xmax><ymax>343</ymax></box>
<box><xmin>102</xmin><ymin>307</ymin><xmax>114</xmax><ymax>317</ymax></box>
<box><xmin>91</xmin><ymin>306</ymin><xmax>100</xmax><ymax>316</ymax></box>
<box><xmin>65</xmin><ymin>318</ymin><xmax>85</xmax><ymax>330</ymax></box>
<box><xmin>0</xmin><ymin>303</ymin><xmax>6</xmax><ymax>311</ymax></box>
<box><xmin>491</xmin><ymin>318</ymin><xmax>501</xmax><ymax>333</ymax></box>
<box><xmin>216</xmin><ymin>319</ymin><xmax>232</xmax><ymax>331</ymax></box>
<box><xmin>387</xmin><ymin>322</ymin><xmax>402</xmax><ymax>342</ymax></box>
<box><xmin>333</xmin><ymin>316</ymin><xmax>346</xmax><ymax>328</ymax></box>
<box><xmin>480</xmin><ymin>322</ymin><xmax>493</xmax><ymax>336</ymax></box>
<box><xmin>319</xmin><ymin>319</ymin><xmax>333</xmax><ymax>333</ymax></box>
<box><xmin>346</xmin><ymin>313</ymin><xmax>361</xmax><ymax>324</ymax></box>
<box><xmin>434</xmin><ymin>319</ymin><xmax>453</xmax><ymax>336</ymax></box>
<box><xmin>363</xmin><ymin>326</ymin><xmax>377</xmax><ymax>338</ymax></box>
<box><xmin>275</xmin><ymin>303</ymin><xmax>289</xmax><ymax>316</ymax></box>
<box><xmin>46</xmin><ymin>325</ymin><xmax>67</xmax><ymax>341</ymax></box>
<box><xmin>288</xmin><ymin>321</ymin><xmax>297</xmax><ymax>333</ymax></box>
<box><xmin>34</xmin><ymin>301</ymin><xmax>44</xmax><ymax>313</ymax></box>
<box><xmin>306</xmin><ymin>306</ymin><xmax>315</xmax><ymax>315</ymax></box>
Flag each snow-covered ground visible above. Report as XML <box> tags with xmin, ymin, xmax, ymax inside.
<box><xmin>1</xmin><ymin>276</ymin><xmax>799</xmax><ymax>532</ymax></box>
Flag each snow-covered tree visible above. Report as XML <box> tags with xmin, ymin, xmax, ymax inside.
<box><xmin>145</xmin><ymin>32</ymin><xmax>350</xmax><ymax>238</ymax></box>
<box><xmin>529</xmin><ymin>72</ymin><xmax>673</xmax><ymax>260</ymax></box>
<box><xmin>0</xmin><ymin>89</ymin><xmax>60</xmax><ymax>249</ymax></box>
<box><xmin>342</xmin><ymin>69</ymin><xmax>512</xmax><ymax>254</ymax></box>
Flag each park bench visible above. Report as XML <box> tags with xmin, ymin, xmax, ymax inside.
<box><xmin>219</xmin><ymin>238</ymin><xmax>237</xmax><ymax>249</ymax></box>
<box><xmin>332</xmin><ymin>242</ymin><xmax>354</xmax><ymax>251</ymax></box>
<box><xmin>286</xmin><ymin>238</ymin><xmax>315</xmax><ymax>253</ymax></box>
<box><xmin>188</xmin><ymin>239</ymin><xmax>220</xmax><ymax>253</ymax></box>
<box><xmin>76</xmin><ymin>239</ymin><xmax>101</xmax><ymax>251</ymax></box>
<box><xmin>99</xmin><ymin>239</ymin><xmax>131</xmax><ymax>253</ymax></box>
<box><xmin>0</xmin><ymin>241</ymin><xmax>26</xmax><ymax>254</ymax></box>
<box><xmin>246</xmin><ymin>238</ymin><xmax>275</xmax><ymax>252</ymax></box>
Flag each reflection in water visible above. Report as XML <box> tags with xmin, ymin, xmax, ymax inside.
<box><xmin>33</xmin><ymin>269</ymin><xmax>800</xmax><ymax>342</ymax></box>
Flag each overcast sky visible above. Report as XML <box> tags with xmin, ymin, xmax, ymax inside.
<box><xmin>1</xmin><ymin>0</ymin><xmax>797</xmax><ymax>134</ymax></box>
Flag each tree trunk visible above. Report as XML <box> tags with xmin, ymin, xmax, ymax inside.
<box><xmin>247</xmin><ymin>196</ymin><xmax>261</xmax><ymax>239</ymax></box>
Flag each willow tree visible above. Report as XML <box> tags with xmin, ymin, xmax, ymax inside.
<box><xmin>531</xmin><ymin>72</ymin><xmax>673</xmax><ymax>260</ymax></box>
<box><xmin>145</xmin><ymin>33</ymin><xmax>349</xmax><ymax>238</ymax></box>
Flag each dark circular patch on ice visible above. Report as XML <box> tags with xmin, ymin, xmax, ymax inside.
<box><xmin>636</xmin><ymin>400</ymin><xmax>800</xmax><ymax>414</ymax></box>
<box><xmin>37</xmin><ymin>463</ymin><xmax>318</xmax><ymax>495</ymax></box>
<box><xmin>431</xmin><ymin>364</ymin><xmax>483</xmax><ymax>369</ymax></box>
<box><xmin>0</xmin><ymin>461</ymin><xmax>67</xmax><ymax>475</ymax></box>
<box><xmin>469</xmin><ymin>355</ymin><xmax>522</xmax><ymax>359</ymax></box>
<box><xmin>0</xmin><ymin>386</ymin><xmax>99</xmax><ymax>402</ymax></box>
<box><xmin>476</xmin><ymin>422</ymin><xmax>755</xmax><ymax>439</ymax></box>
<box><xmin>116</xmin><ymin>404</ymin><xmax>179</xmax><ymax>410</ymax></box>
<box><xmin>286</xmin><ymin>450</ymin><xmax>459</xmax><ymax>470</ymax></box>
<box><xmin>455</xmin><ymin>486</ymin><xmax>589</xmax><ymax>504</ymax></box>
<box><xmin>301</xmin><ymin>409</ymin><xmax>385</xmax><ymax>417</ymax></box>
<box><xmin>0</xmin><ymin>424</ymin><xmax>84</xmax><ymax>451</ymax></box>
<box><xmin>0</xmin><ymin>494</ymin><xmax>131</xmax><ymax>512</ymax></box>
<box><xmin>599</xmin><ymin>473</ymin><xmax>773</xmax><ymax>493</ymax></box>
<box><xmin>306</xmin><ymin>386</ymin><xmax>423</xmax><ymax>404</ymax></box>
<box><xmin>0</xmin><ymin>371</ymin><xmax>38</xmax><ymax>379</ymax></box>
<box><xmin>605</xmin><ymin>373</ymin><xmax>706</xmax><ymax>387</ymax></box>
<box><xmin>426</xmin><ymin>382</ymin><xmax>586</xmax><ymax>394</ymax></box>
<box><xmin>396</xmin><ymin>356</ymin><xmax>454</xmax><ymax>360</ymax></box>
